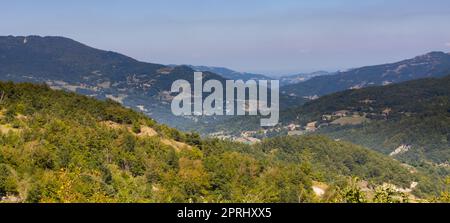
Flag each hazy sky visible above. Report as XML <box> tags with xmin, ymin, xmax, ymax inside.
<box><xmin>1</xmin><ymin>0</ymin><xmax>450</xmax><ymax>75</ymax></box>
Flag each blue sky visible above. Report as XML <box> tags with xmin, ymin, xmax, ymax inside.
<box><xmin>1</xmin><ymin>0</ymin><xmax>450</xmax><ymax>75</ymax></box>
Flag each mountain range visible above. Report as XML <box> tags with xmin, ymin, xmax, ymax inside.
<box><xmin>1</xmin><ymin>35</ymin><xmax>450</xmax><ymax>135</ymax></box>
<box><xmin>281</xmin><ymin>52</ymin><xmax>450</xmax><ymax>98</ymax></box>
<box><xmin>279</xmin><ymin>71</ymin><xmax>333</xmax><ymax>86</ymax></box>
<box><xmin>0</xmin><ymin>35</ymin><xmax>449</xmax><ymax>202</ymax></box>
<box><xmin>182</xmin><ymin>65</ymin><xmax>271</xmax><ymax>81</ymax></box>
<box><xmin>182</xmin><ymin>65</ymin><xmax>333</xmax><ymax>86</ymax></box>
<box><xmin>0</xmin><ymin>35</ymin><xmax>230</xmax><ymax>129</ymax></box>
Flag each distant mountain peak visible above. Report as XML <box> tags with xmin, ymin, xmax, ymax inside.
<box><xmin>186</xmin><ymin>65</ymin><xmax>272</xmax><ymax>80</ymax></box>
<box><xmin>413</xmin><ymin>51</ymin><xmax>449</xmax><ymax>60</ymax></box>
<box><xmin>279</xmin><ymin>71</ymin><xmax>333</xmax><ymax>86</ymax></box>
<box><xmin>0</xmin><ymin>35</ymin><xmax>229</xmax><ymax>128</ymax></box>
<box><xmin>3</xmin><ymin>35</ymin><xmax>76</xmax><ymax>42</ymax></box>
<box><xmin>0</xmin><ymin>35</ymin><xmax>95</xmax><ymax>52</ymax></box>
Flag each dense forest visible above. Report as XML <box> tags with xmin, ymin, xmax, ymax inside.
<box><xmin>0</xmin><ymin>81</ymin><xmax>449</xmax><ymax>202</ymax></box>
<box><xmin>210</xmin><ymin>75</ymin><xmax>450</xmax><ymax>167</ymax></box>
<box><xmin>281</xmin><ymin>75</ymin><xmax>450</xmax><ymax>164</ymax></box>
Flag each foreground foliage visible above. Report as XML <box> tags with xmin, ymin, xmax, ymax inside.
<box><xmin>0</xmin><ymin>82</ymin><xmax>448</xmax><ymax>202</ymax></box>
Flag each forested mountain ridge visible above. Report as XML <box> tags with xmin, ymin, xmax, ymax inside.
<box><xmin>0</xmin><ymin>35</ymin><xmax>308</xmax><ymax>131</ymax></box>
<box><xmin>1</xmin><ymin>81</ymin><xmax>447</xmax><ymax>202</ymax></box>
<box><xmin>281</xmin><ymin>52</ymin><xmax>450</xmax><ymax>98</ymax></box>
<box><xmin>281</xmin><ymin>74</ymin><xmax>450</xmax><ymax>165</ymax></box>
<box><xmin>0</xmin><ymin>35</ymin><xmax>230</xmax><ymax>129</ymax></box>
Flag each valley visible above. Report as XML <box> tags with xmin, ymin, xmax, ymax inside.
<box><xmin>0</xmin><ymin>81</ymin><xmax>449</xmax><ymax>202</ymax></box>
<box><xmin>0</xmin><ymin>35</ymin><xmax>449</xmax><ymax>203</ymax></box>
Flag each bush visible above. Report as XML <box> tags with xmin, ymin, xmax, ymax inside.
<box><xmin>0</xmin><ymin>164</ymin><xmax>18</xmax><ymax>196</ymax></box>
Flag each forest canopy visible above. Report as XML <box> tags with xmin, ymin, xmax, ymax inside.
<box><xmin>0</xmin><ymin>81</ymin><xmax>448</xmax><ymax>202</ymax></box>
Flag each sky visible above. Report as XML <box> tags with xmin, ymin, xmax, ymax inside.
<box><xmin>1</xmin><ymin>0</ymin><xmax>450</xmax><ymax>75</ymax></box>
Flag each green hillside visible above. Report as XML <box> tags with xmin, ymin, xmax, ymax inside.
<box><xmin>0</xmin><ymin>81</ymin><xmax>448</xmax><ymax>202</ymax></box>
<box><xmin>281</xmin><ymin>75</ymin><xmax>450</xmax><ymax>165</ymax></box>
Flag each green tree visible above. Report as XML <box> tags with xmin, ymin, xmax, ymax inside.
<box><xmin>0</xmin><ymin>164</ymin><xmax>18</xmax><ymax>197</ymax></box>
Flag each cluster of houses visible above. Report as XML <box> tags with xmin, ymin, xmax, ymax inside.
<box><xmin>228</xmin><ymin>110</ymin><xmax>359</xmax><ymax>139</ymax></box>
<box><xmin>209</xmin><ymin>105</ymin><xmax>394</xmax><ymax>143</ymax></box>
<box><xmin>209</xmin><ymin>131</ymin><xmax>261</xmax><ymax>144</ymax></box>
<box><xmin>321</xmin><ymin>110</ymin><xmax>352</xmax><ymax>121</ymax></box>
<box><xmin>285</xmin><ymin>122</ymin><xmax>317</xmax><ymax>136</ymax></box>
<box><xmin>285</xmin><ymin>108</ymin><xmax>391</xmax><ymax>136</ymax></box>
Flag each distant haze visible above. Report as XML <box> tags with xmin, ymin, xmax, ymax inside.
<box><xmin>1</xmin><ymin>0</ymin><xmax>450</xmax><ymax>75</ymax></box>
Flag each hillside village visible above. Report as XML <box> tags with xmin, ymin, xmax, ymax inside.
<box><xmin>211</xmin><ymin>100</ymin><xmax>393</xmax><ymax>145</ymax></box>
